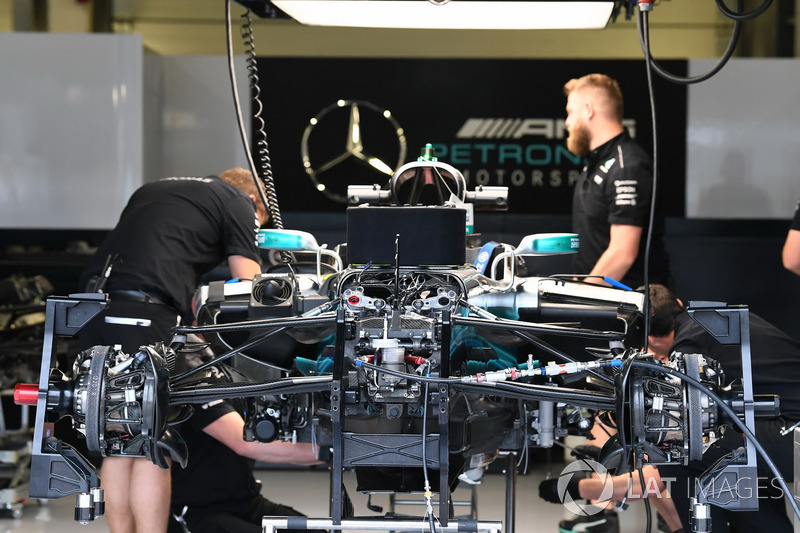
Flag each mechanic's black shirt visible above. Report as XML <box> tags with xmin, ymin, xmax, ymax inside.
<box><xmin>671</xmin><ymin>311</ymin><xmax>800</xmax><ymax>420</ymax></box>
<box><xmin>571</xmin><ymin>131</ymin><xmax>670</xmax><ymax>288</ymax></box>
<box><xmin>80</xmin><ymin>176</ymin><xmax>261</xmax><ymax>322</ymax></box>
<box><xmin>171</xmin><ymin>395</ymin><xmax>261</xmax><ymax>510</ymax></box>
<box><xmin>791</xmin><ymin>198</ymin><xmax>800</xmax><ymax>231</ymax></box>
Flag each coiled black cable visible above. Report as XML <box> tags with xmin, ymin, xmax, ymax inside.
<box><xmin>240</xmin><ymin>9</ymin><xmax>284</xmax><ymax>230</ymax></box>
<box><xmin>224</xmin><ymin>0</ymin><xmax>284</xmax><ymax>230</ymax></box>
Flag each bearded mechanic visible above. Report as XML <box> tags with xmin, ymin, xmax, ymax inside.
<box><xmin>564</xmin><ymin>73</ymin><xmax>671</xmax><ymax>288</ymax></box>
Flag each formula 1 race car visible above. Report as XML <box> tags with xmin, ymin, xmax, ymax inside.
<box><xmin>16</xmin><ymin>159</ymin><xmax>780</xmax><ymax>533</ymax></box>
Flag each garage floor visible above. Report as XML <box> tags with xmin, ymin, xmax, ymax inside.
<box><xmin>4</xmin><ymin>458</ymin><xmax>658</xmax><ymax>533</ymax></box>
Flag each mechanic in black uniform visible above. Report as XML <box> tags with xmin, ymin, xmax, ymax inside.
<box><xmin>650</xmin><ymin>283</ymin><xmax>800</xmax><ymax>533</ymax></box>
<box><xmin>564</xmin><ymin>73</ymin><xmax>671</xmax><ymax>289</ymax></box>
<box><xmin>78</xmin><ymin>168</ymin><xmax>267</xmax><ymax>533</ymax></box>
<box><xmin>168</xmin><ymin>361</ymin><xmax>322</xmax><ymax>533</ymax></box>
<box><xmin>782</xmin><ymin>197</ymin><xmax>800</xmax><ymax>275</ymax></box>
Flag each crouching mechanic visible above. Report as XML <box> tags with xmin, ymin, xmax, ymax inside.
<box><xmin>168</xmin><ymin>361</ymin><xmax>327</xmax><ymax>533</ymax></box>
<box><xmin>539</xmin><ymin>284</ymin><xmax>800</xmax><ymax>533</ymax></box>
<box><xmin>649</xmin><ymin>284</ymin><xmax>800</xmax><ymax>533</ymax></box>
<box><xmin>538</xmin><ymin>443</ymin><xmax>683</xmax><ymax>533</ymax></box>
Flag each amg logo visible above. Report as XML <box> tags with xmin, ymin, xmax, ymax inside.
<box><xmin>456</xmin><ymin>119</ymin><xmax>567</xmax><ymax>140</ymax></box>
<box><xmin>456</xmin><ymin>118</ymin><xmax>637</xmax><ymax>140</ymax></box>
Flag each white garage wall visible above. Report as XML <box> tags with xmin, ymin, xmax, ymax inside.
<box><xmin>0</xmin><ymin>34</ymin><xmax>251</xmax><ymax>230</ymax></box>
<box><xmin>1</xmin><ymin>41</ymin><xmax>798</xmax><ymax>228</ymax></box>
<box><xmin>0</xmin><ymin>33</ymin><xmax>143</xmax><ymax>229</ymax></box>
<box><xmin>144</xmin><ymin>55</ymin><xmax>252</xmax><ymax>181</ymax></box>
<box><xmin>687</xmin><ymin>58</ymin><xmax>800</xmax><ymax>219</ymax></box>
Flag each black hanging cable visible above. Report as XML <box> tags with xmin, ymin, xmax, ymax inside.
<box><xmin>632</xmin><ymin>12</ymin><xmax>745</xmax><ymax>520</ymax></box>
<box><xmin>715</xmin><ymin>0</ymin><xmax>773</xmax><ymax>21</ymax></box>
<box><xmin>637</xmin><ymin>467</ymin><xmax>652</xmax><ymax>529</ymax></box>
<box><xmin>639</xmin><ymin>8</ymin><xmax>658</xmax><ymax>355</ymax></box>
<box><xmin>636</xmin><ymin>0</ymin><xmax>742</xmax><ymax>85</ymax></box>
<box><xmin>634</xmin><ymin>0</ymin><xmax>740</xmax><ymax>341</ymax></box>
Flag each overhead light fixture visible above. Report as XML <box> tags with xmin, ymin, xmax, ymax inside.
<box><xmin>269</xmin><ymin>0</ymin><xmax>616</xmax><ymax>30</ymax></box>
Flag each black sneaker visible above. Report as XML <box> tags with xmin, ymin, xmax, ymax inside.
<box><xmin>558</xmin><ymin>510</ymin><xmax>619</xmax><ymax>533</ymax></box>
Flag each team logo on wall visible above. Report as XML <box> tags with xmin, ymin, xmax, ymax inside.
<box><xmin>260</xmin><ymin>58</ymin><xmax>687</xmax><ymax>214</ymax></box>
<box><xmin>301</xmin><ymin>99</ymin><xmax>408</xmax><ymax>204</ymax></box>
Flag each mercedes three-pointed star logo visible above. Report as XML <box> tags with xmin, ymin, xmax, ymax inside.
<box><xmin>301</xmin><ymin>99</ymin><xmax>407</xmax><ymax>204</ymax></box>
